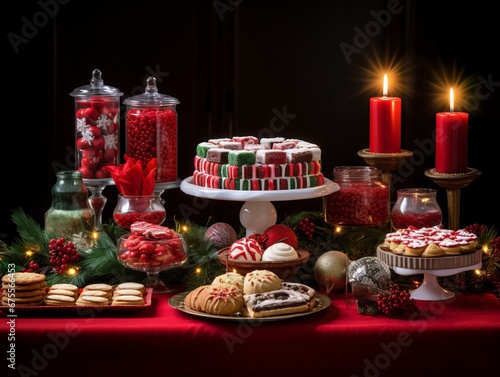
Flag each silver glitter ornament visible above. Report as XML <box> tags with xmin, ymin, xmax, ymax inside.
<box><xmin>347</xmin><ymin>257</ymin><xmax>392</xmax><ymax>290</ymax></box>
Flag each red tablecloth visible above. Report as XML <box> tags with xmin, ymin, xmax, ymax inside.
<box><xmin>1</xmin><ymin>290</ymin><xmax>498</xmax><ymax>377</ymax></box>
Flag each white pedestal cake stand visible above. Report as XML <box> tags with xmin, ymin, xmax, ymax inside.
<box><xmin>180</xmin><ymin>177</ymin><xmax>339</xmax><ymax>236</ymax></box>
<box><xmin>377</xmin><ymin>247</ymin><xmax>482</xmax><ymax>301</ymax></box>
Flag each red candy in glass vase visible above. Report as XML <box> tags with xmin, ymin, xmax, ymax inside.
<box><xmin>124</xmin><ymin>77</ymin><xmax>179</xmax><ymax>183</ymax></box>
<box><xmin>391</xmin><ymin>188</ymin><xmax>442</xmax><ymax>230</ymax></box>
<box><xmin>113</xmin><ymin>193</ymin><xmax>166</xmax><ymax>231</ymax></box>
<box><xmin>70</xmin><ymin>69</ymin><xmax>123</xmax><ymax>181</ymax></box>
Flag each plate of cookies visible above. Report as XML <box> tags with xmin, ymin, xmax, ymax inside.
<box><xmin>169</xmin><ymin>269</ymin><xmax>332</xmax><ymax>322</ymax></box>
<box><xmin>1</xmin><ymin>272</ymin><xmax>152</xmax><ymax>313</ymax></box>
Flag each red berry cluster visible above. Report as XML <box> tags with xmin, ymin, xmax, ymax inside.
<box><xmin>22</xmin><ymin>260</ymin><xmax>40</xmax><ymax>273</ymax></box>
<box><xmin>492</xmin><ymin>236</ymin><xmax>500</xmax><ymax>256</ymax></box>
<box><xmin>298</xmin><ymin>218</ymin><xmax>315</xmax><ymax>238</ymax></box>
<box><xmin>75</xmin><ymin>97</ymin><xmax>120</xmax><ymax>179</ymax></box>
<box><xmin>463</xmin><ymin>223</ymin><xmax>487</xmax><ymax>236</ymax></box>
<box><xmin>377</xmin><ymin>284</ymin><xmax>418</xmax><ymax>316</ymax></box>
<box><xmin>48</xmin><ymin>237</ymin><xmax>80</xmax><ymax>274</ymax></box>
<box><xmin>126</xmin><ymin>108</ymin><xmax>178</xmax><ymax>183</ymax></box>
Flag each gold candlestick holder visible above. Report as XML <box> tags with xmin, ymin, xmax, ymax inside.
<box><xmin>357</xmin><ymin>148</ymin><xmax>413</xmax><ymax>188</ymax></box>
<box><xmin>424</xmin><ymin>168</ymin><xmax>481</xmax><ymax>230</ymax></box>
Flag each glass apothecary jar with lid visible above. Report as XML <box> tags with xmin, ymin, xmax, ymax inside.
<box><xmin>124</xmin><ymin>77</ymin><xmax>179</xmax><ymax>183</ymax></box>
<box><xmin>323</xmin><ymin>166</ymin><xmax>390</xmax><ymax>227</ymax></box>
<box><xmin>70</xmin><ymin>69</ymin><xmax>123</xmax><ymax>181</ymax></box>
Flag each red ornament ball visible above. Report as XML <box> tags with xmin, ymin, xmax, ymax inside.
<box><xmin>261</xmin><ymin>224</ymin><xmax>298</xmax><ymax>249</ymax></box>
<box><xmin>204</xmin><ymin>222</ymin><xmax>238</xmax><ymax>249</ymax></box>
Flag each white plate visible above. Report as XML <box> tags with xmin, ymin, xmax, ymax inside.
<box><xmin>180</xmin><ymin>176</ymin><xmax>339</xmax><ymax>202</ymax></box>
<box><xmin>169</xmin><ymin>291</ymin><xmax>331</xmax><ymax>322</ymax></box>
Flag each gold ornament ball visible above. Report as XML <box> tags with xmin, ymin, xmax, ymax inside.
<box><xmin>314</xmin><ymin>250</ymin><xmax>351</xmax><ymax>294</ymax></box>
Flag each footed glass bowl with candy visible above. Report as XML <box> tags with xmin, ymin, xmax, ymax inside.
<box><xmin>117</xmin><ymin>221</ymin><xmax>188</xmax><ymax>293</ymax></box>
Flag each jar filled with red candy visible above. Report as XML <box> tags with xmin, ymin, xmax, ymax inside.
<box><xmin>324</xmin><ymin>166</ymin><xmax>390</xmax><ymax>227</ymax></box>
<box><xmin>123</xmin><ymin>77</ymin><xmax>179</xmax><ymax>183</ymax></box>
<box><xmin>391</xmin><ymin>188</ymin><xmax>442</xmax><ymax>230</ymax></box>
<box><xmin>70</xmin><ymin>69</ymin><xmax>123</xmax><ymax>181</ymax></box>
<box><xmin>113</xmin><ymin>193</ymin><xmax>166</xmax><ymax>231</ymax></box>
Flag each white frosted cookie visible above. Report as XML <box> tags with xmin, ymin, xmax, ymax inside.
<box><xmin>116</xmin><ymin>282</ymin><xmax>145</xmax><ymax>292</ymax></box>
<box><xmin>113</xmin><ymin>289</ymin><xmax>143</xmax><ymax>297</ymax></box>
<box><xmin>76</xmin><ymin>295</ymin><xmax>110</xmax><ymax>306</ymax></box>
<box><xmin>44</xmin><ymin>294</ymin><xmax>76</xmax><ymax>306</ymax></box>
<box><xmin>112</xmin><ymin>295</ymin><xmax>145</xmax><ymax>306</ymax></box>
<box><xmin>83</xmin><ymin>283</ymin><xmax>113</xmax><ymax>292</ymax></box>
<box><xmin>50</xmin><ymin>283</ymin><xmax>78</xmax><ymax>292</ymax></box>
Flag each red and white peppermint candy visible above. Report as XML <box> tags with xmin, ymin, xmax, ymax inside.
<box><xmin>228</xmin><ymin>238</ymin><xmax>263</xmax><ymax>261</ymax></box>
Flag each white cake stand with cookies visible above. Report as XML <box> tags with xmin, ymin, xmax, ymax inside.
<box><xmin>180</xmin><ymin>177</ymin><xmax>339</xmax><ymax>236</ymax></box>
<box><xmin>377</xmin><ymin>246</ymin><xmax>482</xmax><ymax>301</ymax></box>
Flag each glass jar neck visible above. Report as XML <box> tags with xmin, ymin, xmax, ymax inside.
<box><xmin>333</xmin><ymin>166</ymin><xmax>382</xmax><ymax>182</ymax></box>
<box><xmin>51</xmin><ymin>171</ymin><xmax>89</xmax><ymax>210</ymax></box>
<box><xmin>396</xmin><ymin>188</ymin><xmax>437</xmax><ymax>198</ymax></box>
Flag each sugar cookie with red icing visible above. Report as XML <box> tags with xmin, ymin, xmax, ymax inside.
<box><xmin>243</xmin><ymin>269</ymin><xmax>281</xmax><ymax>295</ymax></box>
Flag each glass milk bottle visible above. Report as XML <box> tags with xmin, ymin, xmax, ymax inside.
<box><xmin>44</xmin><ymin>170</ymin><xmax>95</xmax><ymax>250</ymax></box>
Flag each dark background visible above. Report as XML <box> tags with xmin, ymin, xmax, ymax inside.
<box><xmin>2</xmin><ymin>0</ymin><xmax>499</xmax><ymax>244</ymax></box>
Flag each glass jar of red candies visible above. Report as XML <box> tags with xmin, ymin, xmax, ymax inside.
<box><xmin>123</xmin><ymin>77</ymin><xmax>179</xmax><ymax>184</ymax></box>
<box><xmin>323</xmin><ymin>166</ymin><xmax>390</xmax><ymax>227</ymax></box>
<box><xmin>113</xmin><ymin>193</ymin><xmax>166</xmax><ymax>231</ymax></box>
<box><xmin>391</xmin><ymin>188</ymin><xmax>442</xmax><ymax>230</ymax></box>
<box><xmin>70</xmin><ymin>69</ymin><xmax>123</xmax><ymax>181</ymax></box>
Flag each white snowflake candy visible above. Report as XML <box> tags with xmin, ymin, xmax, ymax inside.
<box><xmin>81</xmin><ymin>127</ymin><xmax>95</xmax><ymax>143</ymax></box>
<box><xmin>104</xmin><ymin>134</ymin><xmax>118</xmax><ymax>149</ymax></box>
<box><xmin>96</xmin><ymin>114</ymin><xmax>112</xmax><ymax>130</ymax></box>
<box><xmin>76</xmin><ymin>117</ymin><xmax>88</xmax><ymax>133</ymax></box>
<box><xmin>348</xmin><ymin>257</ymin><xmax>392</xmax><ymax>289</ymax></box>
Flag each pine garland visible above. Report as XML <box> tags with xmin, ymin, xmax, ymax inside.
<box><xmin>0</xmin><ymin>208</ymin><xmax>498</xmax><ymax>301</ymax></box>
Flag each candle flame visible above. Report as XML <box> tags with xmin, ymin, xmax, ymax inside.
<box><xmin>383</xmin><ymin>74</ymin><xmax>388</xmax><ymax>97</ymax></box>
<box><xmin>449</xmin><ymin>88</ymin><xmax>454</xmax><ymax>112</ymax></box>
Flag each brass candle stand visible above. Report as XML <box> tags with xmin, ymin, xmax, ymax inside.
<box><xmin>357</xmin><ymin>148</ymin><xmax>414</xmax><ymax>189</ymax></box>
<box><xmin>424</xmin><ymin>168</ymin><xmax>481</xmax><ymax>230</ymax></box>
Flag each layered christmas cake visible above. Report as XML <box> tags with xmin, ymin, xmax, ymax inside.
<box><xmin>192</xmin><ymin>136</ymin><xmax>324</xmax><ymax>190</ymax></box>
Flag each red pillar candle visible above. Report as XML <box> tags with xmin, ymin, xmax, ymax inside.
<box><xmin>369</xmin><ymin>74</ymin><xmax>401</xmax><ymax>153</ymax></box>
<box><xmin>435</xmin><ymin>88</ymin><xmax>469</xmax><ymax>174</ymax></box>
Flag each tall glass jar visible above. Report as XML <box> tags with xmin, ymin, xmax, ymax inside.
<box><xmin>391</xmin><ymin>188</ymin><xmax>442</xmax><ymax>230</ymax></box>
<box><xmin>70</xmin><ymin>69</ymin><xmax>123</xmax><ymax>181</ymax></box>
<box><xmin>124</xmin><ymin>76</ymin><xmax>179</xmax><ymax>183</ymax></box>
<box><xmin>44</xmin><ymin>171</ymin><xmax>94</xmax><ymax>248</ymax></box>
<box><xmin>323</xmin><ymin>166</ymin><xmax>390</xmax><ymax>227</ymax></box>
